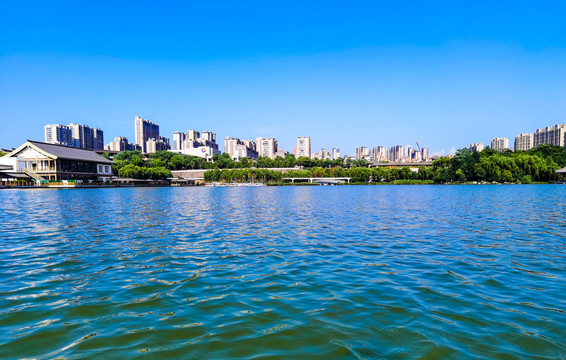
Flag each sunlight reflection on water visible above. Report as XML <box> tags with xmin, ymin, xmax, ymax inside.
<box><xmin>0</xmin><ymin>185</ymin><xmax>565</xmax><ymax>359</ymax></box>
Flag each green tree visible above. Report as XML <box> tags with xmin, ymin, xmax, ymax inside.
<box><xmin>296</xmin><ymin>156</ymin><xmax>314</xmax><ymax>168</ymax></box>
<box><xmin>118</xmin><ymin>164</ymin><xmax>143</xmax><ymax>179</ymax></box>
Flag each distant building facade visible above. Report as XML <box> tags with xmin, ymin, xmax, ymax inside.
<box><xmin>296</xmin><ymin>136</ymin><xmax>311</xmax><ymax>158</ymax></box>
<box><xmin>470</xmin><ymin>143</ymin><xmax>484</xmax><ymax>152</ymax></box>
<box><xmin>104</xmin><ymin>137</ymin><xmax>140</xmax><ymax>152</ymax></box>
<box><xmin>514</xmin><ymin>133</ymin><xmax>534</xmax><ymax>151</ymax></box>
<box><xmin>172</xmin><ymin>131</ymin><xmax>186</xmax><ymax>151</ymax></box>
<box><xmin>170</xmin><ymin>129</ymin><xmax>220</xmax><ymax>160</ymax></box>
<box><xmin>491</xmin><ymin>137</ymin><xmax>509</xmax><ymax>152</ymax></box>
<box><xmin>44</xmin><ymin>123</ymin><xmax>103</xmax><ymax>150</ymax></box>
<box><xmin>224</xmin><ymin>137</ymin><xmax>258</xmax><ymax>160</ymax></box>
<box><xmin>332</xmin><ymin>148</ymin><xmax>340</xmax><ymax>160</ymax></box>
<box><xmin>533</xmin><ymin>124</ymin><xmax>566</xmax><ymax>147</ymax></box>
<box><xmin>256</xmin><ymin>137</ymin><xmax>278</xmax><ymax>159</ymax></box>
<box><xmin>134</xmin><ymin>116</ymin><xmax>160</xmax><ymax>153</ymax></box>
<box><xmin>372</xmin><ymin>146</ymin><xmax>387</xmax><ymax>161</ymax></box>
<box><xmin>312</xmin><ymin>149</ymin><xmax>331</xmax><ymax>160</ymax></box>
<box><xmin>356</xmin><ymin>147</ymin><xmax>371</xmax><ymax>160</ymax></box>
<box><xmin>389</xmin><ymin>145</ymin><xmax>404</xmax><ymax>162</ymax></box>
<box><xmin>146</xmin><ymin>136</ymin><xmax>171</xmax><ymax>153</ymax></box>
<box><xmin>421</xmin><ymin>148</ymin><xmax>430</xmax><ymax>161</ymax></box>
<box><xmin>44</xmin><ymin>124</ymin><xmax>73</xmax><ymax>146</ymax></box>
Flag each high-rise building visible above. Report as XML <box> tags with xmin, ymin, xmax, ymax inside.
<box><xmin>332</xmin><ymin>148</ymin><xmax>340</xmax><ymax>160</ymax></box>
<box><xmin>224</xmin><ymin>137</ymin><xmax>242</xmax><ymax>158</ymax></box>
<box><xmin>69</xmin><ymin>123</ymin><xmax>90</xmax><ymax>149</ymax></box>
<box><xmin>145</xmin><ymin>136</ymin><xmax>170</xmax><ymax>154</ymax></box>
<box><xmin>45</xmin><ymin>123</ymin><xmax>103</xmax><ymax>150</ymax></box>
<box><xmin>201</xmin><ymin>131</ymin><xmax>216</xmax><ymax>144</ymax></box>
<box><xmin>134</xmin><ymin>116</ymin><xmax>159</xmax><ymax>153</ymax></box>
<box><xmin>533</xmin><ymin>124</ymin><xmax>566</xmax><ymax>147</ymax></box>
<box><xmin>389</xmin><ymin>145</ymin><xmax>404</xmax><ymax>162</ymax></box>
<box><xmin>470</xmin><ymin>143</ymin><xmax>484</xmax><ymax>152</ymax></box>
<box><xmin>356</xmin><ymin>147</ymin><xmax>371</xmax><ymax>160</ymax></box>
<box><xmin>242</xmin><ymin>140</ymin><xmax>256</xmax><ymax>153</ymax></box>
<box><xmin>372</xmin><ymin>146</ymin><xmax>387</xmax><ymax>161</ymax></box>
<box><xmin>296</xmin><ymin>136</ymin><xmax>311</xmax><ymax>158</ymax></box>
<box><xmin>256</xmin><ymin>137</ymin><xmax>278</xmax><ymax>159</ymax></box>
<box><xmin>421</xmin><ymin>148</ymin><xmax>430</xmax><ymax>161</ymax></box>
<box><xmin>173</xmin><ymin>132</ymin><xmax>186</xmax><ymax>151</ymax></box>
<box><xmin>44</xmin><ymin>124</ymin><xmax>73</xmax><ymax>146</ymax></box>
<box><xmin>491</xmin><ymin>137</ymin><xmax>509</xmax><ymax>152</ymax></box>
<box><xmin>93</xmin><ymin>128</ymin><xmax>104</xmax><ymax>150</ymax></box>
<box><xmin>170</xmin><ymin>129</ymin><xmax>220</xmax><ymax>159</ymax></box>
<box><xmin>514</xmin><ymin>133</ymin><xmax>534</xmax><ymax>151</ymax></box>
<box><xmin>187</xmin><ymin>129</ymin><xmax>200</xmax><ymax>143</ymax></box>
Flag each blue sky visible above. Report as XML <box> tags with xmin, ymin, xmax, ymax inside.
<box><xmin>1</xmin><ymin>1</ymin><xmax>566</xmax><ymax>155</ymax></box>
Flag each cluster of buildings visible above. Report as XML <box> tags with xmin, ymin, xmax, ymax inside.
<box><xmin>44</xmin><ymin>123</ymin><xmax>104</xmax><ymax>150</ymax></box>
<box><xmin>39</xmin><ymin>117</ymin><xmax>566</xmax><ymax>165</ymax></box>
<box><xmin>172</xmin><ymin>129</ymin><xmax>219</xmax><ymax>158</ymax></box>
<box><xmin>353</xmin><ymin>145</ymin><xmax>430</xmax><ymax>162</ymax></box>
<box><xmin>40</xmin><ymin>117</ymin><xmax>433</xmax><ymax>163</ymax></box>
<box><xmin>470</xmin><ymin>124</ymin><xmax>566</xmax><ymax>152</ymax></box>
<box><xmin>2</xmin><ymin>116</ymin><xmax>566</xmax><ymax>186</ymax></box>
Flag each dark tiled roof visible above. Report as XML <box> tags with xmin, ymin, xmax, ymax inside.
<box><xmin>26</xmin><ymin>141</ymin><xmax>114</xmax><ymax>164</ymax></box>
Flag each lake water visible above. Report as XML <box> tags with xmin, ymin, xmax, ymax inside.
<box><xmin>1</xmin><ymin>185</ymin><xmax>565</xmax><ymax>359</ymax></box>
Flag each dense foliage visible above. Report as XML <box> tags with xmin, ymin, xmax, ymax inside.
<box><xmin>109</xmin><ymin>144</ymin><xmax>565</xmax><ymax>182</ymax></box>
<box><xmin>110</xmin><ymin>150</ymin><xmax>173</xmax><ymax>179</ymax></box>
<box><xmin>433</xmin><ymin>144</ymin><xmax>565</xmax><ymax>183</ymax></box>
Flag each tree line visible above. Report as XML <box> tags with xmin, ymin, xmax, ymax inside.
<box><xmin>104</xmin><ymin>150</ymin><xmax>368</xmax><ymax>179</ymax></box>
<box><xmin>204</xmin><ymin>144</ymin><xmax>566</xmax><ymax>184</ymax></box>
<box><xmin>106</xmin><ymin>144</ymin><xmax>566</xmax><ymax>182</ymax></box>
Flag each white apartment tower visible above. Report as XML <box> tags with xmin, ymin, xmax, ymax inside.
<box><xmin>372</xmin><ymin>146</ymin><xmax>387</xmax><ymax>161</ymax></box>
<box><xmin>173</xmin><ymin>132</ymin><xmax>186</xmax><ymax>151</ymax></box>
<box><xmin>356</xmin><ymin>147</ymin><xmax>371</xmax><ymax>160</ymax></box>
<box><xmin>255</xmin><ymin>137</ymin><xmax>278</xmax><ymax>159</ymax></box>
<box><xmin>332</xmin><ymin>148</ymin><xmax>340</xmax><ymax>160</ymax></box>
<box><xmin>224</xmin><ymin>137</ymin><xmax>241</xmax><ymax>158</ymax></box>
<box><xmin>470</xmin><ymin>143</ymin><xmax>484</xmax><ymax>152</ymax></box>
<box><xmin>533</xmin><ymin>124</ymin><xmax>566</xmax><ymax>147</ymax></box>
<box><xmin>296</xmin><ymin>136</ymin><xmax>311</xmax><ymax>158</ymax></box>
<box><xmin>514</xmin><ymin>133</ymin><xmax>534</xmax><ymax>151</ymax></box>
<box><xmin>421</xmin><ymin>148</ymin><xmax>430</xmax><ymax>161</ymax></box>
<box><xmin>491</xmin><ymin>137</ymin><xmax>509</xmax><ymax>152</ymax></box>
<box><xmin>45</xmin><ymin>123</ymin><xmax>103</xmax><ymax>150</ymax></box>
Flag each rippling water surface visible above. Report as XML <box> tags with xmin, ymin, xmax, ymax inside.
<box><xmin>1</xmin><ymin>185</ymin><xmax>565</xmax><ymax>359</ymax></box>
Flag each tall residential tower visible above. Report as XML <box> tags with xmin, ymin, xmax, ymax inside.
<box><xmin>134</xmin><ymin>116</ymin><xmax>160</xmax><ymax>153</ymax></box>
<box><xmin>295</xmin><ymin>136</ymin><xmax>311</xmax><ymax>158</ymax></box>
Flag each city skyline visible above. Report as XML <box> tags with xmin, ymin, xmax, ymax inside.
<box><xmin>37</xmin><ymin>116</ymin><xmax>564</xmax><ymax>161</ymax></box>
<box><xmin>1</xmin><ymin>2</ymin><xmax>566</xmax><ymax>155</ymax></box>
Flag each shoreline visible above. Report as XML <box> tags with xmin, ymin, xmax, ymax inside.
<box><xmin>1</xmin><ymin>182</ymin><xmax>560</xmax><ymax>189</ymax></box>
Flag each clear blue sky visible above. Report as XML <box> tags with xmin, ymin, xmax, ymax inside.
<box><xmin>1</xmin><ymin>1</ymin><xmax>566</xmax><ymax>155</ymax></box>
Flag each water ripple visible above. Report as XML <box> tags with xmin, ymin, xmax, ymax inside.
<box><xmin>0</xmin><ymin>185</ymin><xmax>565</xmax><ymax>359</ymax></box>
